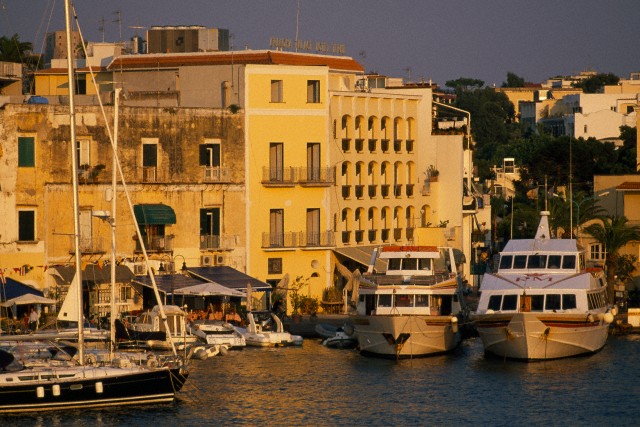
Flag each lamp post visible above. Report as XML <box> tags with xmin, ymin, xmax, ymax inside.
<box><xmin>572</xmin><ymin>191</ymin><xmax>609</xmax><ymax>239</ymax></box>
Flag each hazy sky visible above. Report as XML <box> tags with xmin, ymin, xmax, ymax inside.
<box><xmin>2</xmin><ymin>0</ymin><xmax>638</xmax><ymax>87</ymax></box>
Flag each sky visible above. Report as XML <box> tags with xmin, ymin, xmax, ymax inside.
<box><xmin>2</xmin><ymin>0</ymin><xmax>639</xmax><ymax>87</ymax></box>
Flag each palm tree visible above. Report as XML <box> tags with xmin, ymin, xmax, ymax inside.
<box><xmin>0</xmin><ymin>34</ymin><xmax>33</xmax><ymax>63</ymax></box>
<box><xmin>583</xmin><ymin>215</ymin><xmax>640</xmax><ymax>301</ymax></box>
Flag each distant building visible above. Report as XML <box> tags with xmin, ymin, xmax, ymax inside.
<box><xmin>146</xmin><ymin>26</ymin><xmax>229</xmax><ymax>54</ymax></box>
<box><xmin>44</xmin><ymin>30</ymin><xmax>82</xmax><ymax>65</ymax></box>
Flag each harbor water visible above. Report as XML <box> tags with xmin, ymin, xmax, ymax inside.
<box><xmin>2</xmin><ymin>334</ymin><xmax>638</xmax><ymax>426</ymax></box>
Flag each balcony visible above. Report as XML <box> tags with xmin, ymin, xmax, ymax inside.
<box><xmin>68</xmin><ymin>236</ymin><xmax>105</xmax><ymax>255</ymax></box>
<box><xmin>261</xmin><ymin>232</ymin><xmax>299</xmax><ymax>248</ymax></box>
<box><xmin>394</xmin><ymin>139</ymin><xmax>402</xmax><ymax>152</ymax></box>
<box><xmin>406</xmin><ymin>227</ymin><xmax>414</xmax><ymax>241</ymax></box>
<box><xmin>381</xmin><ymin>228</ymin><xmax>390</xmax><ymax>242</ymax></box>
<box><xmin>200</xmin><ymin>234</ymin><xmax>237</xmax><ymax>250</ymax></box>
<box><xmin>355</xmin><ymin>230</ymin><xmax>364</xmax><ymax>243</ymax></box>
<box><xmin>142</xmin><ymin>166</ymin><xmax>157</xmax><ymax>183</ymax></box>
<box><xmin>202</xmin><ymin>166</ymin><xmax>230</xmax><ymax>182</ymax></box>
<box><xmin>262</xmin><ymin>166</ymin><xmax>296</xmax><ymax>186</ymax></box>
<box><xmin>406</xmin><ymin>139</ymin><xmax>414</xmax><ymax>153</ymax></box>
<box><xmin>355</xmin><ymin>185</ymin><xmax>364</xmax><ymax>199</ymax></box>
<box><xmin>368</xmin><ymin>229</ymin><xmax>377</xmax><ymax>243</ymax></box>
<box><xmin>381</xmin><ymin>184</ymin><xmax>390</xmax><ymax>198</ymax></box>
<box><xmin>341</xmin><ymin>231</ymin><xmax>351</xmax><ymax>244</ymax></box>
<box><xmin>368</xmin><ymin>138</ymin><xmax>377</xmax><ymax>152</ymax></box>
<box><xmin>368</xmin><ymin>185</ymin><xmax>377</xmax><ymax>198</ymax></box>
<box><xmin>406</xmin><ymin>184</ymin><xmax>414</xmax><ymax>197</ymax></box>
<box><xmin>381</xmin><ymin>139</ymin><xmax>390</xmax><ymax>152</ymax></box>
<box><xmin>355</xmin><ymin>138</ymin><xmax>364</xmax><ymax>152</ymax></box>
<box><xmin>135</xmin><ymin>235</ymin><xmax>174</xmax><ymax>253</ymax></box>
<box><xmin>394</xmin><ymin>228</ymin><xmax>402</xmax><ymax>241</ymax></box>
<box><xmin>299</xmin><ymin>231</ymin><xmax>335</xmax><ymax>248</ymax></box>
<box><xmin>341</xmin><ymin>138</ymin><xmax>351</xmax><ymax>152</ymax></box>
<box><xmin>342</xmin><ymin>185</ymin><xmax>351</xmax><ymax>199</ymax></box>
<box><xmin>394</xmin><ymin>184</ymin><xmax>402</xmax><ymax>197</ymax></box>
<box><xmin>298</xmin><ymin>167</ymin><xmax>335</xmax><ymax>186</ymax></box>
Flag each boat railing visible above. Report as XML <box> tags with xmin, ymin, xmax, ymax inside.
<box><xmin>365</xmin><ymin>272</ymin><xmax>453</xmax><ymax>286</ymax></box>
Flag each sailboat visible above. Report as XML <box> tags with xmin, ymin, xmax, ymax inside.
<box><xmin>0</xmin><ymin>1</ymin><xmax>188</xmax><ymax>413</ymax></box>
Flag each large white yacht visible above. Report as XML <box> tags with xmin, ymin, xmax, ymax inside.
<box><xmin>353</xmin><ymin>245</ymin><xmax>465</xmax><ymax>358</ymax></box>
<box><xmin>472</xmin><ymin>211</ymin><xmax>615</xmax><ymax>360</ymax></box>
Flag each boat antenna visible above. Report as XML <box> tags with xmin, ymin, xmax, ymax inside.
<box><xmin>544</xmin><ymin>175</ymin><xmax>548</xmax><ymax>211</ymax></box>
<box><xmin>64</xmin><ymin>0</ymin><xmax>84</xmax><ymax>365</ymax></box>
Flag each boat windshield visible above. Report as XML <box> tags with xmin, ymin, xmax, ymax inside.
<box><xmin>498</xmin><ymin>254</ymin><xmax>578</xmax><ymax>272</ymax></box>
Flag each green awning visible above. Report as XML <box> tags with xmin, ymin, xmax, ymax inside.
<box><xmin>134</xmin><ymin>204</ymin><xmax>176</xmax><ymax>225</ymax></box>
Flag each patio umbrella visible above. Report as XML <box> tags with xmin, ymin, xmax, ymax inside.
<box><xmin>1</xmin><ymin>294</ymin><xmax>56</xmax><ymax>307</ymax></box>
<box><xmin>173</xmin><ymin>282</ymin><xmax>245</xmax><ymax>297</ymax></box>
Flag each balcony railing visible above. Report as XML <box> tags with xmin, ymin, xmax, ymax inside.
<box><xmin>368</xmin><ymin>138</ymin><xmax>377</xmax><ymax>152</ymax></box>
<box><xmin>394</xmin><ymin>184</ymin><xmax>402</xmax><ymax>197</ymax></box>
<box><xmin>394</xmin><ymin>139</ymin><xmax>402</xmax><ymax>152</ymax></box>
<box><xmin>368</xmin><ymin>184</ymin><xmax>377</xmax><ymax>198</ymax></box>
<box><xmin>69</xmin><ymin>236</ymin><xmax>105</xmax><ymax>254</ymax></box>
<box><xmin>381</xmin><ymin>184</ymin><xmax>390</xmax><ymax>198</ymax></box>
<box><xmin>381</xmin><ymin>228</ymin><xmax>390</xmax><ymax>242</ymax></box>
<box><xmin>355</xmin><ymin>230</ymin><xmax>364</xmax><ymax>243</ymax></box>
<box><xmin>135</xmin><ymin>234</ymin><xmax>174</xmax><ymax>252</ymax></box>
<box><xmin>200</xmin><ymin>234</ymin><xmax>237</xmax><ymax>250</ymax></box>
<box><xmin>406</xmin><ymin>184</ymin><xmax>414</xmax><ymax>197</ymax></box>
<box><xmin>355</xmin><ymin>185</ymin><xmax>364</xmax><ymax>199</ymax></box>
<box><xmin>406</xmin><ymin>139</ymin><xmax>414</xmax><ymax>152</ymax></box>
<box><xmin>142</xmin><ymin>166</ymin><xmax>157</xmax><ymax>183</ymax></box>
<box><xmin>261</xmin><ymin>231</ymin><xmax>299</xmax><ymax>248</ymax></box>
<box><xmin>342</xmin><ymin>185</ymin><xmax>351</xmax><ymax>198</ymax></box>
<box><xmin>299</xmin><ymin>231</ymin><xmax>335</xmax><ymax>247</ymax></box>
<box><xmin>342</xmin><ymin>138</ymin><xmax>351</xmax><ymax>152</ymax></box>
<box><xmin>262</xmin><ymin>166</ymin><xmax>296</xmax><ymax>185</ymax></box>
<box><xmin>394</xmin><ymin>228</ymin><xmax>402</xmax><ymax>241</ymax></box>
<box><xmin>355</xmin><ymin>138</ymin><xmax>364</xmax><ymax>152</ymax></box>
<box><xmin>342</xmin><ymin>230</ymin><xmax>351</xmax><ymax>244</ymax></box>
<box><xmin>381</xmin><ymin>139</ymin><xmax>390</xmax><ymax>152</ymax></box>
<box><xmin>202</xmin><ymin>166</ymin><xmax>230</xmax><ymax>182</ymax></box>
<box><xmin>368</xmin><ymin>229</ymin><xmax>377</xmax><ymax>243</ymax></box>
<box><xmin>298</xmin><ymin>167</ymin><xmax>335</xmax><ymax>186</ymax></box>
<box><xmin>406</xmin><ymin>227</ymin><xmax>414</xmax><ymax>241</ymax></box>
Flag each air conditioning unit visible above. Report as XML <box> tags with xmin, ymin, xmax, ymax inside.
<box><xmin>133</xmin><ymin>263</ymin><xmax>146</xmax><ymax>275</ymax></box>
<box><xmin>214</xmin><ymin>254</ymin><xmax>226</xmax><ymax>266</ymax></box>
<box><xmin>201</xmin><ymin>255</ymin><xmax>214</xmax><ymax>266</ymax></box>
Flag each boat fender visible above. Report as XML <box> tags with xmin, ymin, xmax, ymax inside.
<box><xmin>146</xmin><ymin>354</ymin><xmax>158</xmax><ymax>367</ymax></box>
<box><xmin>450</xmin><ymin>316</ymin><xmax>459</xmax><ymax>333</ymax></box>
<box><xmin>603</xmin><ymin>312</ymin><xmax>614</xmax><ymax>324</ymax></box>
<box><xmin>220</xmin><ymin>345</ymin><xmax>229</xmax><ymax>355</ymax></box>
<box><xmin>611</xmin><ymin>306</ymin><xmax>618</xmax><ymax>317</ymax></box>
<box><xmin>587</xmin><ymin>314</ymin><xmax>595</xmax><ymax>323</ymax></box>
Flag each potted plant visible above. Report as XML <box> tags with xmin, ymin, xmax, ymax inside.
<box><xmin>427</xmin><ymin>165</ymin><xmax>439</xmax><ymax>182</ymax></box>
<box><xmin>288</xmin><ymin>275</ymin><xmax>310</xmax><ymax>322</ymax></box>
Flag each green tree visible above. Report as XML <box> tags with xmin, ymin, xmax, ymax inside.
<box><xmin>572</xmin><ymin>73</ymin><xmax>619</xmax><ymax>93</ymax></box>
<box><xmin>501</xmin><ymin>72</ymin><xmax>525</xmax><ymax>88</ymax></box>
<box><xmin>445</xmin><ymin>77</ymin><xmax>485</xmax><ymax>91</ymax></box>
<box><xmin>0</xmin><ymin>34</ymin><xmax>33</xmax><ymax>63</ymax></box>
<box><xmin>583</xmin><ymin>216</ymin><xmax>640</xmax><ymax>300</ymax></box>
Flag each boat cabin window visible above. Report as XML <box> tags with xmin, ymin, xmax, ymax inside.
<box><xmin>488</xmin><ymin>295</ymin><xmax>502</xmax><ymax>311</ymax></box>
<box><xmin>388</xmin><ymin>258</ymin><xmax>401</xmax><ymax>271</ymax></box>
<box><xmin>562</xmin><ymin>294</ymin><xmax>577</xmax><ymax>310</ymax></box>
<box><xmin>378</xmin><ymin>294</ymin><xmax>392</xmax><ymax>307</ymax></box>
<box><xmin>502</xmin><ymin>295</ymin><xmax>518</xmax><ymax>310</ymax></box>
<box><xmin>545</xmin><ymin>294</ymin><xmax>561</xmax><ymax>310</ymax></box>
<box><xmin>562</xmin><ymin>255</ymin><xmax>576</xmax><ymax>269</ymax></box>
<box><xmin>587</xmin><ymin>292</ymin><xmax>606</xmax><ymax>310</ymax></box>
<box><xmin>395</xmin><ymin>294</ymin><xmax>413</xmax><ymax>307</ymax></box>
<box><xmin>527</xmin><ymin>255</ymin><xmax>547</xmax><ymax>269</ymax></box>
<box><xmin>513</xmin><ymin>255</ymin><xmax>527</xmax><ymax>269</ymax></box>
<box><xmin>499</xmin><ymin>255</ymin><xmax>512</xmax><ymax>269</ymax></box>
<box><xmin>419</xmin><ymin>258</ymin><xmax>431</xmax><ymax>270</ymax></box>
<box><xmin>403</xmin><ymin>258</ymin><xmax>417</xmax><ymax>270</ymax></box>
<box><xmin>531</xmin><ymin>295</ymin><xmax>544</xmax><ymax>311</ymax></box>
<box><xmin>415</xmin><ymin>295</ymin><xmax>429</xmax><ymax>307</ymax></box>
<box><xmin>547</xmin><ymin>255</ymin><xmax>562</xmax><ymax>269</ymax></box>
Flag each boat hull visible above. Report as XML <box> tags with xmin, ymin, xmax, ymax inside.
<box><xmin>353</xmin><ymin>315</ymin><xmax>460</xmax><ymax>358</ymax></box>
<box><xmin>474</xmin><ymin>312</ymin><xmax>609</xmax><ymax>360</ymax></box>
<box><xmin>0</xmin><ymin>365</ymin><xmax>188</xmax><ymax>414</ymax></box>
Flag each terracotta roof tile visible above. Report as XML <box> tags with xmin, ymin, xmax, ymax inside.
<box><xmin>616</xmin><ymin>181</ymin><xmax>640</xmax><ymax>190</ymax></box>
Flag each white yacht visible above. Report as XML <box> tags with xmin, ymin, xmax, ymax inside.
<box><xmin>187</xmin><ymin>319</ymin><xmax>246</xmax><ymax>349</ymax></box>
<box><xmin>235</xmin><ymin>311</ymin><xmax>303</xmax><ymax>347</ymax></box>
<box><xmin>353</xmin><ymin>245</ymin><xmax>465</xmax><ymax>358</ymax></box>
<box><xmin>472</xmin><ymin>211</ymin><xmax>615</xmax><ymax>360</ymax></box>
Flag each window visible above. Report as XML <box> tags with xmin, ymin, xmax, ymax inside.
<box><xmin>403</xmin><ymin>258</ymin><xmax>417</xmax><ymax>270</ymax></box>
<box><xmin>502</xmin><ymin>295</ymin><xmax>518</xmax><ymax>311</ymax></box>
<box><xmin>18</xmin><ymin>210</ymin><xmax>36</xmax><ymax>241</ymax></box>
<box><xmin>547</xmin><ymin>255</ymin><xmax>562</xmax><ymax>269</ymax></box>
<box><xmin>271</xmin><ymin>80</ymin><xmax>283</xmax><ymax>103</ymax></box>
<box><xmin>388</xmin><ymin>259</ymin><xmax>401</xmax><ymax>271</ymax></box>
<box><xmin>499</xmin><ymin>255</ymin><xmax>513</xmax><ymax>270</ymax></box>
<box><xmin>562</xmin><ymin>255</ymin><xmax>576</xmax><ymax>269</ymax></box>
<box><xmin>270</xmin><ymin>209</ymin><xmax>284</xmax><ymax>247</ymax></box>
<box><xmin>77</xmin><ymin>140</ymin><xmax>90</xmax><ymax>167</ymax></box>
<box><xmin>415</xmin><ymin>295</ymin><xmax>429</xmax><ymax>307</ymax></box>
<box><xmin>513</xmin><ymin>255</ymin><xmax>527</xmax><ymax>269</ymax></box>
<box><xmin>306</xmin><ymin>208</ymin><xmax>320</xmax><ymax>246</ymax></box>
<box><xmin>378</xmin><ymin>294</ymin><xmax>392</xmax><ymax>307</ymax></box>
<box><xmin>200</xmin><ymin>208</ymin><xmax>221</xmax><ymax>249</ymax></box>
<box><xmin>488</xmin><ymin>295</ymin><xmax>502</xmax><ymax>311</ymax></box>
<box><xmin>562</xmin><ymin>294</ymin><xmax>577</xmax><ymax>310</ymax></box>
<box><xmin>531</xmin><ymin>295</ymin><xmax>544</xmax><ymax>311</ymax></box>
<box><xmin>120</xmin><ymin>285</ymin><xmax>133</xmax><ymax>301</ymax></box>
<box><xmin>589</xmin><ymin>244</ymin><xmax>605</xmax><ymax>261</ymax></box>
<box><xmin>18</xmin><ymin>137</ymin><xmax>35</xmax><ymax>167</ymax></box>
<box><xmin>199</xmin><ymin>142</ymin><xmax>221</xmax><ymax>167</ymax></box>
<box><xmin>307</xmin><ymin>143</ymin><xmax>320</xmax><ymax>181</ymax></box>
<box><xmin>395</xmin><ymin>294</ymin><xmax>413</xmax><ymax>307</ymax></box>
<box><xmin>545</xmin><ymin>294</ymin><xmax>561</xmax><ymax>311</ymax></box>
<box><xmin>269</xmin><ymin>143</ymin><xmax>284</xmax><ymax>181</ymax></box>
<box><xmin>527</xmin><ymin>255</ymin><xmax>547</xmax><ymax>269</ymax></box>
<box><xmin>307</xmin><ymin>80</ymin><xmax>320</xmax><ymax>103</ymax></box>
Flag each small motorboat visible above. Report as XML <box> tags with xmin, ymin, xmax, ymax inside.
<box><xmin>321</xmin><ymin>325</ymin><xmax>357</xmax><ymax>349</ymax></box>
<box><xmin>236</xmin><ymin>311</ymin><xmax>303</xmax><ymax>347</ymax></box>
<box><xmin>187</xmin><ymin>319</ymin><xmax>246</xmax><ymax>349</ymax></box>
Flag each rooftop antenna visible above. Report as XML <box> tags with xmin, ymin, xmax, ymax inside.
<box><xmin>295</xmin><ymin>0</ymin><xmax>300</xmax><ymax>52</ymax></box>
<box><xmin>98</xmin><ymin>17</ymin><xmax>105</xmax><ymax>42</ymax></box>
<box><xmin>113</xmin><ymin>10</ymin><xmax>122</xmax><ymax>42</ymax></box>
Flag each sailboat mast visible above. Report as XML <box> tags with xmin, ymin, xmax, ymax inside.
<box><xmin>64</xmin><ymin>0</ymin><xmax>84</xmax><ymax>363</ymax></box>
<box><xmin>110</xmin><ymin>89</ymin><xmax>121</xmax><ymax>356</ymax></box>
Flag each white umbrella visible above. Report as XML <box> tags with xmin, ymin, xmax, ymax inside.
<box><xmin>1</xmin><ymin>294</ymin><xmax>56</xmax><ymax>307</ymax></box>
<box><xmin>173</xmin><ymin>282</ymin><xmax>245</xmax><ymax>297</ymax></box>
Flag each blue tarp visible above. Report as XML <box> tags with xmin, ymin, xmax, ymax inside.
<box><xmin>0</xmin><ymin>277</ymin><xmax>43</xmax><ymax>301</ymax></box>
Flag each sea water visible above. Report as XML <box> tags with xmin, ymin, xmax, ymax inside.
<box><xmin>3</xmin><ymin>335</ymin><xmax>638</xmax><ymax>426</ymax></box>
